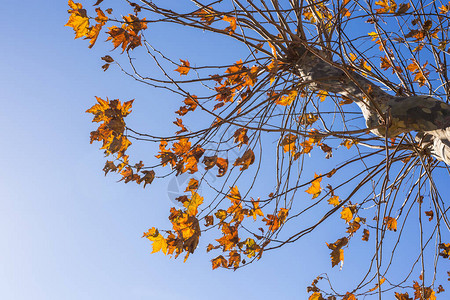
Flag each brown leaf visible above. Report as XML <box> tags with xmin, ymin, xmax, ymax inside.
<box><xmin>233</xmin><ymin>149</ymin><xmax>255</xmax><ymax>171</ymax></box>
<box><xmin>425</xmin><ymin>210</ymin><xmax>434</xmax><ymax>221</ymax></box>
<box><xmin>362</xmin><ymin>229</ymin><xmax>370</xmax><ymax>241</ymax></box>
<box><xmin>101</xmin><ymin>55</ymin><xmax>114</xmax><ymax>63</ymax></box>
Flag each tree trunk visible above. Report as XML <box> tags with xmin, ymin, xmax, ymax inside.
<box><xmin>288</xmin><ymin>45</ymin><xmax>450</xmax><ymax>165</ymax></box>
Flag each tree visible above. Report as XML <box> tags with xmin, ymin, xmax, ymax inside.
<box><xmin>66</xmin><ymin>0</ymin><xmax>450</xmax><ymax>298</ymax></box>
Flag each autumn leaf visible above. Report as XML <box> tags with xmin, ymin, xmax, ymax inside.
<box><xmin>299</xmin><ymin>113</ymin><xmax>319</xmax><ymax>126</ymax></box>
<box><xmin>138</xmin><ymin>170</ymin><xmax>155</xmax><ymax>188</ymax></box>
<box><xmin>233</xmin><ymin>149</ymin><xmax>255</xmax><ymax>171</ymax></box>
<box><xmin>328</xmin><ymin>195</ymin><xmax>340</xmax><ymax>206</ymax></box>
<box><xmin>438</xmin><ymin>243</ymin><xmax>450</xmax><ymax>258</ymax></box>
<box><xmin>249</xmin><ymin>199</ymin><xmax>264</xmax><ymax>220</ymax></box>
<box><xmin>143</xmin><ymin>227</ymin><xmax>168</xmax><ymax>254</ymax></box>
<box><xmin>227</xmin><ymin>186</ymin><xmax>241</xmax><ymax>204</ymax></box>
<box><xmin>173</xmin><ymin>138</ymin><xmax>191</xmax><ymax>155</ymax></box>
<box><xmin>184</xmin><ymin>192</ymin><xmax>204</xmax><ymax>216</ymax></box>
<box><xmin>384</xmin><ymin>216</ymin><xmax>397</xmax><ymax>231</ymax></box>
<box><xmin>204</xmin><ymin>215</ymin><xmax>214</xmax><ymax>227</ymax></box>
<box><xmin>195</xmin><ymin>7</ymin><xmax>216</xmax><ymax>25</ymax></box>
<box><xmin>368</xmin><ymin>277</ymin><xmax>385</xmax><ymax>292</ymax></box>
<box><xmin>309</xmin><ymin>292</ymin><xmax>324</xmax><ymax>300</ymax></box>
<box><xmin>184</xmin><ymin>178</ymin><xmax>199</xmax><ymax>192</ymax></box>
<box><xmin>305</xmin><ymin>174</ymin><xmax>322</xmax><ymax>199</ymax></box>
<box><xmin>233</xmin><ymin>128</ymin><xmax>249</xmax><ymax>147</ymax></box>
<box><xmin>341</xmin><ymin>207</ymin><xmax>353</xmax><ymax>222</ymax></box>
<box><xmin>342</xmin><ymin>139</ymin><xmax>355</xmax><ymax>149</ymax></box>
<box><xmin>425</xmin><ymin>210</ymin><xmax>434</xmax><ymax>221</ymax></box>
<box><xmin>326</xmin><ymin>237</ymin><xmax>348</xmax><ymax>267</ymax></box>
<box><xmin>66</xmin><ymin>1</ymin><xmax>90</xmax><ymax>39</ymax></box>
<box><xmin>263</xmin><ymin>208</ymin><xmax>289</xmax><ymax>232</ymax></box>
<box><xmin>223</xmin><ymin>15</ymin><xmax>237</xmax><ymax>34</ymax></box>
<box><xmin>212</xmin><ymin>255</ymin><xmax>228</xmax><ymax>269</ymax></box>
<box><xmin>175</xmin><ymin>59</ymin><xmax>191</xmax><ymax>75</ymax></box>
<box><xmin>343</xmin><ymin>292</ymin><xmax>357</xmax><ymax>300</ymax></box>
<box><xmin>362</xmin><ymin>229</ymin><xmax>370</xmax><ymax>241</ymax></box>
<box><xmin>395</xmin><ymin>3</ymin><xmax>410</xmax><ymax>15</ymax></box>
<box><xmin>394</xmin><ymin>292</ymin><xmax>413</xmax><ymax>300</ymax></box>
<box><xmin>276</xmin><ymin>90</ymin><xmax>298</xmax><ymax>106</ymax></box>
<box><xmin>281</xmin><ymin>134</ymin><xmax>297</xmax><ymax>155</ymax></box>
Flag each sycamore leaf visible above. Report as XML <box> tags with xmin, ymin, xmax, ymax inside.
<box><xmin>343</xmin><ymin>292</ymin><xmax>357</xmax><ymax>300</ymax></box>
<box><xmin>394</xmin><ymin>292</ymin><xmax>413</xmax><ymax>300</ymax></box>
<box><xmin>212</xmin><ymin>255</ymin><xmax>228</xmax><ymax>269</ymax></box>
<box><xmin>395</xmin><ymin>3</ymin><xmax>410</xmax><ymax>15</ymax></box>
<box><xmin>66</xmin><ymin>1</ymin><xmax>90</xmax><ymax>39</ymax></box>
<box><xmin>276</xmin><ymin>90</ymin><xmax>298</xmax><ymax>106</ymax></box>
<box><xmin>175</xmin><ymin>59</ymin><xmax>191</xmax><ymax>75</ymax></box>
<box><xmin>233</xmin><ymin>149</ymin><xmax>255</xmax><ymax>171</ymax></box>
<box><xmin>368</xmin><ymin>277</ymin><xmax>385</xmax><ymax>292</ymax></box>
<box><xmin>233</xmin><ymin>128</ymin><xmax>249</xmax><ymax>146</ymax></box>
<box><xmin>223</xmin><ymin>16</ymin><xmax>237</xmax><ymax>34</ymax></box>
<box><xmin>305</xmin><ymin>174</ymin><xmax>322</xmax><ymax>199</ymax></box>
<box><xmin>143</xmin><ymin>227</ymin><xmax>168</xmax><ymax>254</ymax></box>
<box><xmin>425</xmin><ymin>210</ymin><xmax>434</xmax><ymax>221</ymax></box>
<box><xmin>328</xmin><ymin>195</ymin><xmax>340</xmax><ymax>206</ymax></box>
<box><xmin>384</xmin><ymin>216</ymin><xmax>397</xmax><ymax>231</ymax></box>
<box><xmin>362</xmin><ymin>229</ymin><xmax>370</xmax><ymax>241</ymax></box>
<box><xmin>184</xmin><ymin>192</ymin><xmax>203</xmax><ymax>216</ymax></box>
<box><xmin>184</xmin><ymin>178</ymin><xmax>199</xmax><ymax>192</ymax></box>
<box><xmin>250</xmin><ymin>199</ymin><xmax>264</xmax><ymax>220</ymax></box>
<box><xmin>342</xmin><ymin>139</ymin><xmax>355</xmax><ymax>149</ymax></box>
<box><xmin>309</xmin><ymin>292</ymin><xmax>324</xmax><ymax>300</ymax></box>
<box><xmin>326</xmin><ymin>237</ymin><xmax>348</xmax><ymax>268</ymax></box>
<box><xmin>341</xmin><ymin>207</ymin><xmax>353</xmax><ymax>222</ymax></box>
<box><xmin>138</xmin><ymin>170</ymin><xmax>155</xmax><ymax>188</ymax></box>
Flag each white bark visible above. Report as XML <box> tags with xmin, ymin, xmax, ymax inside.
<box><xmin>290</xmin><ymin>45</ymin><xmax>450</xmax><ymax>165</ymax></box>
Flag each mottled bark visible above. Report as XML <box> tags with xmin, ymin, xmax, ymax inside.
<box><xmin>288</xmin><ymin>46</ymin><xmax>450</xmax><ymax>165</ymax></box>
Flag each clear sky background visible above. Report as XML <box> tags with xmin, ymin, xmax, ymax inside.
<box><xmin>1</xmin><ymin>1</ymin><xmax>449</xmax><ymax>300</ymax></box>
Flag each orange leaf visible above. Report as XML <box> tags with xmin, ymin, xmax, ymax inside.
<box><xmin>362</xmin><ymin>229</ymin><xmax>370</xmax><ymax>241</ymax></box>
<box><xmin>175</xmin><ymin>59</ymin><xmax>191</xmax><ymax>75</ymax></box>
<box><xmin>305</xmin><ymin>174</ymin><xmax>322</xmax><ymax>199</ymax></box>
<box><xmin>368</xmin><ymin>277</ymin><xmax>385</xmax><ymax>292</ymax></box>
<box><xmin>212</xmin><ymin>255</ymin><xmax>228</xmax><ymax>269</ymax></box>
<box><xmin>384</xmin><ymin>216</ymin><xmax>397</xmax><ymax>231</ymax></box>
<box><xmin>309</xmin><ymin>292</ymin><xmax>324</xmax><ymax>300</ymax></box>
<box><xmin>223</xmin><ymin>16</ymin><xmax>237</xmax><ymax>34</ymax></box>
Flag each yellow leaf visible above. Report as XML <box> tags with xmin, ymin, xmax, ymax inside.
<box><xmin>384</xmin><ymin>216</ymin><xmax>397</xmax><ymax>231</ymax></box>
<box><xmin>341</xmin><ymin>207</ymin><xmax>353</xmax><ymax>222</ymax></box>
<box><xmin>66</xmin><ymin>1</ymin><xmax>90</xmax><ymax>39</ymax></box>
<box><xmin>309</xmin><ymin>292</ymin><xmax>323</xmax><ymax>300</ymax></box>
<box><xmin>184</xmin><ymin>192</ymin><xmax>204</xmax><ymax>216</ymax></box>
<box><xmin>369</xmin><ymin>277</ymin><xmax>386</xmax><ymax>292</ymax></box>
<box><xmin>305</xmin><ymin>174</ymin><xmax>322</xmax><ymax>199</ymax></box>
<box><xmin>144</xmin><ymin>227</ymin><xmax>168</xmax><ymax>254</ymax></box>
<box><xmin>328</xmin><ymin>195</ymin><xmax>340</xmax><ymax>206</ymax></box>
<box><xmin>275</xmin><ymin>90</ymin><xmax>298</xmax><ymax>106</ymax></box>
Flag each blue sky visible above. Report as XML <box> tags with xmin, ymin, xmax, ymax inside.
<box><xmin>1</xmin><ymin>1</ymin><xmax>449</xmax><ymax>300</ymax></box>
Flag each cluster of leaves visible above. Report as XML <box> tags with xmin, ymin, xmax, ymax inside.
<box><xmin>68</xmin><ymin>0</ymin><xmax>450</xmax><ymax>299</ymax></box>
